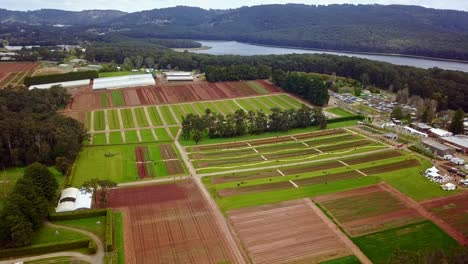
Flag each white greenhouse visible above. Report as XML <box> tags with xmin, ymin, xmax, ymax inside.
<box><xmin>92</xmin><ymin>74</ymin><xmax>156</xmax><ymax>90</ymax></box>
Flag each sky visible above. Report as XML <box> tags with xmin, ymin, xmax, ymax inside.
<box><xmin>1</xmin><ymin>0</ymin><xmax>467</xmax><ymax>12</ymax></box>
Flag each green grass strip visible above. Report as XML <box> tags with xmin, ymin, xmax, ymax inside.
<box><xmin>134</xmin><ymin>108</ymin><xmax>149</xmax><ymax>127</ymax></box>
<box><xmin>114</xmin><ymin>212</ymin><xmax>125</xmax><ymax>264</ymax></box>
<box><xmin>108</xmin><ymin>110</ymin><xmax>120</xmax><ymax>130</ymax></box>
<box><xmin>235</xmin><ymin>98</ymin><xmax>257</xmax><ymax>112</ymax></box>
<box><xmin>111</xmin><ymin>91</ymin><xmax>125</xmax><ymax>106</ymax></box>
<box><xmin>109</xmin><ymin>132</ymin><xmax>123</xmax><ymax>145</ymax></box>
<box><xmin>320</xmin><ymin>255</ymin><xmax>361</xmax><ymax>264</ymax></box>
<box><xmin>169</xmin><ymin>127</ymin><xmax>179</xmax><ymax>138</ymax></box>
<box><xmin>277</xmin><ymin>94</ymin><xmax>304</xmax><ymax>108</ymax></box>
<box><xmin>140</xmin><ymin>129</ymin><xmax>155</xmax><ymax>142</ymax></box>
<box><xmin>86</xmin><ymin>112</ymin><xmax>92</xmax><ymax>131</ymax></box>
<box><xmin>160</xmin><ymin>105</ymin><xmax>178</xmax><ymax>125</ymax></box>
<box><xmin>101</xmin><ymin>93</ymin><xmax>108</xmax><ymax>108</ymax></box>
<box><xmin>326</xmin><ymin>107</ymin><xmax>355</xmax><ymax>117</ymax></box>
<box><xmin>120</xmin><ymin>109</ymin><xmax>135</xmax><ymax>128</ymax></box>
<box><xmin>247</xmin><ymin>81</ymin><xmax>268</xmax><ymax>94</ymax></box>
<box><xmin>147</xmin><ymin>107</ymin><xmax>163</xmax><ymax>126</ymax></box>
<box><xmin>93</xmin><ymin>111</ymin><xmax>105</xmax><ymax>131</ymax></box>
<box><xmin>92</xmin><ymin>133</ymin><xmax>107</xmax><ymax>145</ymax></box>
<box><xmin>155</xmin><ymin>128</ymin><xmax>171</xmax><ymax>141</ymax></box>
<box><xmin>125</xmin><ymin>130</ymin><xmax>139</xmax><ymax>143</ymax></box>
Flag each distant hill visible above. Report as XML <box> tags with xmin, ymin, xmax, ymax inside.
<box><xmin>2</xmin><ymin>4</ymin><xmax>468</xmax><ymax>60</ymax></box>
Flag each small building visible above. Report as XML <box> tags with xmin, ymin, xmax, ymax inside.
<box><xmin>56</xmin><ymin>187</ymin><xmax>93</xmax><ymax>213</ymax></box>
<box><xmin>442</xmin><ymin>136</ymin><xmax>468</xmax><ymax>154</ymax></box>
<box><xmin>165</xmin><ymin>71</ymin><xmax>194</xmax><ymax>81</ymax></box>
<box><xmin>429</xmin><ymin>128</ymin><xmax>453</xmax><ymax>138</ymax></box>
<box><xmin>384</xmin><ymin>133</ymin><xmax>398</xmax><ymax>140</ymax></box>
<box><xmin>411</xmin><ymin>123</ymin><xmax>432</xmax><ymax>133</ymax></box>
<box><xmin>93</xmin><ymin>74</ymin><xmax>156</xmax><ymax>90</ymax></box>
<box><xmin>421</xmin><ymin>138</ymin><xmax>455</xmax><ymax>157</ymax></box>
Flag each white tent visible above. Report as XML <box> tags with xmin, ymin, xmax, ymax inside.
<box><xmin>93</xmin><ymin>74</ymin><xmax>155</xmax><ymax>90</ymax></box>
<box><xmin>441</xmin><ymin>183</ymin><xmax>456</xmax><ymax>191</ymax></box>
<box><xmin>425</xmin><ymin>166</ymin><xmax>439</xmax><ymax>174</ymax></box>
<box><xmin>56</xmin><ymin>187</ymin><xmax>93</xmax><ymax>212</ymax></box>
<box><xmin>426</xmin><ymin>171</ymin><xmax>441</xmax><ymax>178</ymax></box>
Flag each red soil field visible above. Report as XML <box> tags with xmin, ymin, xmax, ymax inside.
<box><xmin>227</xmin><ymin>199</ymin><xmax>352</xmax><ymax>264</ymax></box>
<box><xmin>218</xmin><ymin>181</ymin><xmax>293</xmax><ymax>197</ymax></box>
<box><xmin>360</xmin><ymin>159</ymin><xmax>420</xmax><ymax>175</ymax></box>
<box><xmin>317</xmin><ymin>139</ymin><xmax>371</xmax><ymax>152</ymax></box>
<box><xmin>0</xmin><ymin>62</ymin><xmax>38</xmax><ymax>73</ymax></box>
<box><xmin>106</xmin><ymin>181</ymin><xmax>238</xmax><ymax>264</ymax></box>
<box><xmin>315</xmin><ymin>185</ymin><xmax>425</xmax><ymax>236</ymax></box>
<box><xmin>422</xmin><ymin>192</ymin><xmax>468</xmax><ymax>240</ymax></box>
<box><xmin>342</xmin><ymin>150</ymin><xmax>403</xmax><ymax>165</ymax></box>
<box><xmin>135</xmin><ymin>146</ymin><xmax>155</xmax><ymax>178</ymax></box>
<box><xmin>67</xmin><ymin>80</ymin><xmax>281</xmax><ymax>111</ymax></box>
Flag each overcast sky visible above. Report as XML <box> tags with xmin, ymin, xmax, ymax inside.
<box><xmin>1</xmin><ymin>0</ymin><xmax>467</xmax><ymax>12</ymax></box>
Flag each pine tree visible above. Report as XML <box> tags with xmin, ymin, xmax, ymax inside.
<box><xmin>449</xmin><ymin>109</ymin><xmax>465</xmax><ymax>135</ymax></box>
<box><xmin>23</xmin><ymin>163</ymin><xmax>58</xmax><ymax>202</ymax></box>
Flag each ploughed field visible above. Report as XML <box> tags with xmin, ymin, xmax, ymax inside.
<box><xmin>67</xmin><ymin>80</ymin><xmax>281</xmax><ymax>111</ymax></box>
<box><xmin>83</xmin><ymin>93</ymin><xmax>303</xmax><ymax>145</ymax></box>
<box><xmin>106</xmin><ymin>181</ymin><xmax>238</xmax><ymax>264</ymax></box>
<box><xmin>227</xmin><ymin>199</ymin><xmax>353</xmax><ymax>264</ymax></box>
<box><xmin>0</xmin><ymin>62</ymin><xmax>38</xmax><ymax>87</ymax></box>
<box><xmin>188</xmin><ymin>128</ymin><xmax>390</xmax><ymax>173</ymax></box>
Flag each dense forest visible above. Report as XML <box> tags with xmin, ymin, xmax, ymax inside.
<box><xmin>3</xmin><ymin>5</ymin><xmax>468</xmax><ymax>60</ymax></box>
<box><xmin>181</xmin><ymin>106</ymin><xmax>327</xmax><ymax>143</ymax></box>
<box><xmin>204</xmin><ymin>65</ymin><xmax>271</xmax><ymax>82</ymax></box>
<box><xmin>0</xmin><ymin>87</ymin><xmax>87</xmax><ymax>171</ymax></box>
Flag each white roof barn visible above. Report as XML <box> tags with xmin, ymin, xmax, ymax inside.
<box><xmin>56</xmin><ymin>187</ymin><xmax>93</xmax><ymax>213</ymax></box>
<box><xmin>429</xmin><ymin>128</ymin><xmax>453</xmax><ymax>138</ymax></box>
<box><xmin>165</xmin><ymin>71</ymin><xmax>194</xmax><ymax>81</ymax></box>
<box><xmin>93</xmin><ymin>74</ymin><xmax>156</xmax><ymax>90</ymax></box>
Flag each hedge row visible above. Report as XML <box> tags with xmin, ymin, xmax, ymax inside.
<box><xmin>25</xmin><ymin>71</ymin><xmax>98</xmax><ymax>86</ymax></box>
<box><xmin>0</xmin><ymin>239</ymin><xmax>91</xmax><ymax>258</ymax></box>
<box><xmin>49</xmin><ymin>208</ymin><xmax>108</xmax><ymax>221</ymax></box>
<box><xmin>105</xmin><ymin>209</ymin><xmax>114</xmax><ymax>252</ymax></box>
<box><xmin>328</xmin><ymin>115</ymin><xmax>365</xmax><ymax>124</ymax></box>
<box><xmin>409</xmin><ymin>144</ymin><xmax>436</xmax><ymax>159</ymax></box>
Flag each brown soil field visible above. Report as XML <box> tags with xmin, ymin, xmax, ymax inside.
<box><xmin>164</xmin><ymin>160</ymin><xmax>185</xmax><ymax>175</ymax></box>
<box><xmin>263</xmin><ymin>148</ymin><xmax>319</xmax><ymax>159</ymax></box>
<box><xmin>0</xmin><ymin>62</ymin><xmax>38</xmax><ymax>73</ymax></box>
<box><xmin>293</xmin><ymin>129</ymin><xmax>345</xmax><ymax>139</ymax></box>
<box><xmin>67</xmin><ymin>80</ymin><xmax>280</xmax><ymax>111</ymax></box>
<box><xmin>106</xmin><ymin>181</ymin><xmax>237</xmax><ymax>264</ymax></box>
<box><xmin>190</xmin><ymin>148</ymin><xmax>256</xmax><ymax>160</ymax></box>
<box><xmin>160</xmin><ymin>144</ymin><xmax>178</xmax><ymax>159</ymax></box>
<box><xmin>294</xmin><ymin>171</ymin><xmax>362</xmax><ymax>187</ymax></box>
<box><xmin>315</xmin><ymin>185</ymin><xmax>424</xmax><ymax>237</ymax></box>
<box><xmin>227</xmin><ymin>199</ymin><xmax>352</xmax><ymax>264</ymax></box>
<box><xmin>360</xmin><ymin>159</ymin><xmax>420</xmax><ymax>175</ymax></box>
<box><xmin>342</xmin><ymin>150</ymin><xmax>403</xmax><ymax>165</ymax></box>
<box><xmin>217</xmin><ymin>181</ymin><xmax>293</xmax><ymax>197</ymax></box>
<box><xmin>303</xmin><ymin>134</ymin><xmax>356</xmax><ymax>146</ymax></box>
<box><xmin>422</xmin><ymin>192</ymin><xmax>468</xmax><ymax>239</ymax></box>
<box><xmin>212</xmin><ymin>169</ymin><xmax>282</xmax><ymax>184</ymax></box>
<box><xmin>281</xmin><ymin>161</ymin><xmax>343</xmax><ymax>175</ymax></box>
<box><xmin>189</xmin><ymin>142</ymin><xmax>249</xmax><ymax>152</ymax></box>
<box><xmin>317</xmin><ymin>140</ymin><xmax>371</xmax><ymax>152</ymax></box>
<box><xmin>197</xmin><ymin>156</ymin><xmax>265</xmax><ymax>168</ymax></box>
<box><xmin>254</xmin><ymin>142</ymin><xmax>305</xmax><ymax>153</ymax></box>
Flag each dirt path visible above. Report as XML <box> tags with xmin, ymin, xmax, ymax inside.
<box><xmin>379</xmin><ymin>182</ymin><xmax>468</xmax><ymax>245</ymax></box>
<box><xmin>174</xmin><ymin>130</ymin><xmax>248</xmax><ymax>264</ymax></box>
<box><xmin>143</xmin><ymin>106</ymin><xmax>158</xmax><ymax>141</ymax></box>
<box><xmin>104</xmin><ymin>109</ymin><xmax>110</xmax><ymax>144</ymax></box>
<box><xmin>130</xmin><ymin>108</ymin><xmax>142</xmax><ymax>142</ymax></box>
<box><xmin>117</xmin><ymin>109</ymin><xmax>126</xmax><ymax>143</ymax></box>
<box><xmin>0</xmin><ymin>222</ymin><xmax>105</xmax><ymax>264</ymax></box>
<box><xmin>304</xmin><ymin>199</ymin><xmax>372</xmax><ymax>264</ymax></box>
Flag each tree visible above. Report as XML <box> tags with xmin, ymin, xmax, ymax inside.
<box><xmin>133</xmin><ymin>56</ymin><xmax>144</xmax><ymax>69</ymax></box>
<box><xmin>144</xmin><ymin>57</ymin><xmax>155</xmax><ymax>68</ymax></box>
<box><xmin>449</xmin><ymin>109</ymin><xmax>465</xmax><ymax>135</ymax></box>
<box><xmin>122</xmin><ymin>57</ymin><xmax>134</xmax><ymax>71</ymax></box>
<box><xmin>391</xmin><ymin>106</ymin><xmax>404</xmax><ymax>120</ymax></box>
<box><xmin>354</xmin><ymin>86</ymin><xmax>363</xmax><ymax>97</ymax></box>
<box><xmin>82</xmin><ymin>178</ymin><xmax>117</xmax><ymax>207</ymax></box>
<box><xmin>23</xmin><ymin>163</ymin><xmax>58</xmax><ymax>202</ymax></box>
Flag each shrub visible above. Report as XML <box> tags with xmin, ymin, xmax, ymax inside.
<box><xmin>25</xmin><ymin>71</ymin><xmax>98</xmax><ymax>86</ymax></box>
<box><xmin>88</xmin><ymin>239</ymin><xmax>97</xmax><ymax>254</ymax></box>
<box><xmin>49</xmin><ymin>208</ymin><xmax>108</xmax><ymax>221</ymax></box>
<box><xmin>328</xmin><ymin>115</ymin><xmax>365</xmax><ymax>124</ymax></box>
<box><xmin>0</xmin><ymin>239</ymin><xmax>90</xmax><ymax>258</ymax></box>
<box><xmin>409</xmin><ymin>144</ymin><xmax>435</xmax><ymax>159</ymax></box>
<box><xmin>105</xmin><ymin>209</ymin><xmax>114</xmax><ymax>252</ymax></box>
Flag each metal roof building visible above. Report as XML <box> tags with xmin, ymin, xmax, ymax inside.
<box><xmin>56</xmin><ymin>187</ymin><xmax>93</xmax><ymax>213</ymax></box>
<box><xmin>29</xmin><ymin>79</ymin><xmax>91</xmax><ymax>90</ymax></box>
<box><xmin>429</xmin><ymin>128</ymin><xmax>453</xmax><ymax>138</ymax></box>
<box><xmin>422</xmin><ymin>138</ymin><xmax>455</xmax><ymax>157</ymax></box>
<box><xmin>93</xmin><ymin>74</ymin><xmax>156</xmax><ymax>90</ymax></box>
<box><xmin>165</xmin><ymin>71</ymin><xmax>194</xmax><ymax>81</ymax></box>
<box><xmin>442</xmin><ymin>136</ymin><xmax>468</xmax><ymax>154</ymax></box>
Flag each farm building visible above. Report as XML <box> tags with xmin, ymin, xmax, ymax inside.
<box><xmin>165</xmin><ymin>71</ymin><xmax>194</xmax><ymax>81</ymax></box>
<box><xmin>429</xmin><ymin>128</ymin><xmax>453</xmax><ymax>138</ymax></box>
<box><xmin>29</xmin><ymin>79</ymin><xmax>91</xmax><ymax>90</ymax></box>
<box><xmin>422</xmin><ymin>138</ymin><xmax>455</xmax><ymax>157</ymax></box>
<box><xmin>411</xmin><ymin>123</ymin><xmax>432</xmax><ymax>133</ymax></box>
<box><xmin>56</xmin><ymin>187</ymin><xmax>93</xmax><ymax>213</ymax></box>
<box><xmin>403</xmin><ymin>126</ymin><xmax>428</xmax><ymax>137</ymax></box>
<box><xmin>442</xmin><ymin>136</ymin><xmax>468</xmax><ymax>154</ymax></box>
<box><xmin>384</xmin><ymin>133</ymin><xmax>398</xmax><ymax>140</ymax></box>
<box><xmin>93</xmin><ymin>74</ymin><xmax>156</xmax><ymax>90</ymax></box>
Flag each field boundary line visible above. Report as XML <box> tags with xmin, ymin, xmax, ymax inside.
<box><xmin>130</xmin><ymin>108</ymin><xmax>142</xmax><ymax>142</ymax></box>
<box><xmin>277</xmin><ymin>169</ymin><xmax>285</xmax><ymax>176</ymax></box>
<box><xmin>355</xmin><ymin>169</ymin><xmax>367</xmax><ymax>176</ymax></box>
<box><xmin>143</xmin><ymin>107</ymin><xmax>159</xmax><ymax>141</ymax></box>
<box><xmin>339</xmin><ymin>160</ymin><xmax>350</xmax><ymax>166</ymax></box>
<box><xmin>156</xmin><ymin>106</ymin><xmax>175</xmax><ymax>140</ymax></box>
<box><xmin>117</xmin><ymin>109</ymin><xmax>126</xmax><ymax>143</ymax></box>
<box><xmin>104</xmin><ymin>109</ymin><xmax>110</xmax><ymax>144</ymax></box>
<box><xmin>304</xmin><ymin>199</ymin><xmax>372</xmax><ymax>264</ymax></box>
<box><xmin>289</xmin><ymin>180</ymin><xmax>298</xmax><ymax>188</ymax></box>
<box><xmin>233</xmin><ymin>99</ymin><xmax>246</xmax><ymax>111</ymax></box>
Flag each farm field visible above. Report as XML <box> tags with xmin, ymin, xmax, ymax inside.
<box><xmin>422</xmin><ymin>192</ymin><xmax>468</xmax><ymax>242</ymax></box>
<box><xmin>70</xmin><ymin>143</ymin><xmax>185</xmax><ymax>186</ymax></box>
<box><xmin>0</xmin><ymin>62</ymin><xmax>38</xmax><ymax>88</ymax></box>
<box><xmin>325</xmin><ymin>107</ymin><xmax>355</xmax><ymax>118</ymax></box>
<box><xmin>106</xmin><ymin>181</ymin><xmax>238</xmax><ymax>264</ymax></box>
<box><xmin>227</xmin><ymin>199</ymin><xmax>353</xmax><ymax>264</ymax></box>
<box><xmin>352</xmin><ymin>221</ymin><xmax>459</xmax><ymax>263</ymax></box>
<box><xmin>67</xmin><ymin>80</ymin><xmax>282</xmax><ymax>111</ymax></box>
<box><xmin>315</xmin><ymin>184</ymin><xmax>425</xmax><ymax>236</ymax></box>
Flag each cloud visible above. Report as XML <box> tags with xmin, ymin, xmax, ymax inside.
<box><xmin>1</xmin><ymin>0</ymin><xmax>468</xmax><ymax>12</ymax></box>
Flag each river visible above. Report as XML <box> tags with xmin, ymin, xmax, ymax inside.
<box><xmin>190</xmin><ymin>40</ymin><xmax>468</xmax><ymax>72</ymax></box>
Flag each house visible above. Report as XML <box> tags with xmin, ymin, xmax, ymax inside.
<box><xmin>421</xmin><ymin>138</ymin><xmax>455</xmax><ymax>157</ymax></box>
<box><xmin>56</xmin><ymin>187</ymin><xmax>93</xmax><ymax>212</ymax></box>
<box><xmin>442</xmin><ymin>135</ymin><xmax>468</xmax><ymax>154</ymax></box>
<box><xmin>429</xmin><ymin>128</ymin><xmax>453</xmax><ymax>138</ymax></box>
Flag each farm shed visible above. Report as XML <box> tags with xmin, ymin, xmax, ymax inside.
<box><xmin>429</xmin><ymin>128</ymin><xmax>453</xmax><ymax>138</ymax></box>
<box><xmin>93</xmin><ymin>74</ymin><xmax>156</xmax><ymax>90</ymax></box>
<box><xmin>165</xmin><ymin>71</ymin><xmax>194</xmax><ymax>81</ymax></box>
<box><xmin>56</xmin><ymin>187</ymin><xmax>93</xmax><ymax>213</ymax></box>
<box><xmin>403</xmin><ymin>126</ymin><xmax>428</xmax><ymax>137</ymax></box>
<box><xmin>442</xmin><ymin>136</ymin><xmax>468</xmax><ymax>154</ymax></box>
<box><xmin>411</xmin><ymin>123</ymin><xmax>432</xmax><ymax>133</ymax></box>
<box><xmin>29</xmin><ymin>79</ymin><xmax>91</xmax><ymax>90</ymax></box>
<box><xmin>422</xmin><ymin>138</ymin><xmax>455</xmax><ymax>157</ymax></box>
<box><xmin>384</xmin><ymin>133</ymin><xmax>398</xmax><ymax>140</ymax></box>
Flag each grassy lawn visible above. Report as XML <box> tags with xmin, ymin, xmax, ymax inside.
<box><xmin>109</xmin><ymin>131</ymin><xmax>123</xmax><ymax>144</ymax></box>
<box><xmin>236</xmin><ymin>98</ymin><xmax>257</xmax><ymax>112</ymax></box>
<box><xmin>160</xmin><ymin>105</ymin><xmax>178</xmax><ymax>125</ymax></box>
<box><xmin>260</xmin><ymin>96</ymin><xmax>284</xmax><ymax>110</ymax></box>
<box><xmin>26</xmin><ymin>256</ymin><xmax>88</xmax><ymax>264</ymax></box>
<box><xmin>108</xmin><ymin>110</ymin><xmax>120</xmax><ymax>130</ymax></box>
<box><xmin>120</xmin><ymin>109</ymin><xmax>135</xmax><ymax>128</ymax></box>
<box><xmin>169</xmin><ymin>127</ymin><xmax>179</xmax><ymax>138</ymax></box>
<box><xmin>101</xmin><ymin>93</ymin><xmax>108</xmax><ymax>108</ymax></box>
<box><xmin>247</xmin><ymin>81</ymin><xmax>268</xmax><ymax>94</ymax></box>
<box><xmin>114</xmin><ymin>212</ymin><xmax>125</xmax><ymax>264</ymax></box>
<box><xmin>99</xmin><ymin>71</ymin><xmax>145</xmax><ymax>78</ymax></box>
<box><xmin>148</xmin><ymin>145</ymin><xmax>169</xmax><ymax>177</ymax></box>
<box><xmin>111</xmin><ymin>91</ymin><xmax>125</xmax><ymax>107</ymax></box>
<box><xmin>352</xmin><ymin>221</ymin><xmax>459</xmax><ymax>264</ymax></box>
<box><xmin>93</xmin><ymin>133</ymin><xmax>107</xmax><ymax>145</ymax></box>
<box><xmin>140</xmin><ymin>129</ymin><xmax>155</xmax><ymax>142</ymax></box>
<box><xmin>211</xmin><ymin>176</ymin><xmax>380</xmax><ymax>213</ymax></box>
<box><xmin>274</xmin><ymin>94</ymin><xmax>303</xmax><ymax>109</ymax></box>
<box><xmin>180</xmin><ymin>120</ymin><xmax>360</xmax><ymax>146</ymax></box>
<box><xmin>326</xmin><ymin>107</ymin><xmax>355</xmax><ymax>117</ymax></box>
<box><xmin>31</xmin><ymin>225</ymin><xmax>88</xmax><ymax>245</ymax></box>
<box><xmin>93</xmin><ymin>111</ymin><xmax>105</xmax><ymax>131</ymax></box>
<box><xmin>155</xmin><ymin>128</ymin><xmax>171</xmax><ymax>141</ymax></box>
<box><xmin>54</xmin><ymin>216</ymin><xmax>106</xmax><ymax>241</ymax></box>
<box><xmin>320</xmin><ymin>255</ymin><xmax>361</xmax><ymax>264</ymax></box>
<box><xmin>134</xmin><ymin>108</ymin><xmax>149</xmax><ymax>127</ymax></box>
<box><xmin>125</xmin><ymin>130</ymin><xmax>139</xmax><ymax>144</ymax></box>
<box><xmin>213</xmin><ymin>101</ymin><xmax>234</xmax><ymax>114</ymax></box>
<box><xmin>71</xmin><ymin>145</ymin><xmax>139</xmax><ymax>186</ymax></box>
<box><xmin>147</xmin><ymin>106</ymin><xmax>163</xmax><ymax>126</ymax></box>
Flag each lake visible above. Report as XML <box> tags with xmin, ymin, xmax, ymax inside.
<box><xmin>191</xmin><ymin>40</ymin><xmax>468</xmax><ymax>72</ymax></box>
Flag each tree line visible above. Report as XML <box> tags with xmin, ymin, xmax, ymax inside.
<box><xmin>24</xmin><ymin>71</ymin><xmax>98</xmax><ymax>86</ymax></box>
<box><xmin>0</xmin><ymin>86</ymin><xmax>87</xmax><ymax>172</ymax></box>
<box><xmin>0</xmin><ymin>163</ymin><xmax>58</xmax><ymax>248</ymax></box>
<box><xmin>181</xmin><ymin>106</ymin><xmax>326</xmax><ymax>144</ymax></box>
<box><xmin>204</xmin><ymin>64</ymin><xmax>271</xmax><ymax>82</ymax></box>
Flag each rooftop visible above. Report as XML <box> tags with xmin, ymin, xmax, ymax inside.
<box><xmin>443</xmin><ymin>136</ymin><xmax>468</xmax><ymax>148</ymax></box>
<box><xmin>429</xmin><ymin>128</ymin><xmax>453</xmax><ymax>137</ymax></box>
<box><xmin>422</xmin><ymin>138</ymin><xmax>454</xmax><ymax>151</ymax></box>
